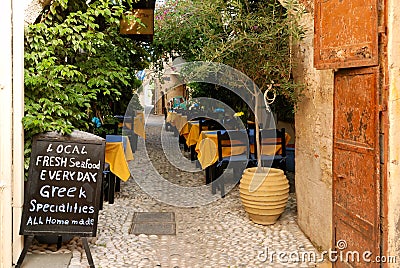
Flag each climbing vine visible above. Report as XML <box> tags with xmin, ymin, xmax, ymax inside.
<box><xmin>24</xmin><ymin>0</ymin><xmax>149</xmax><ymax>172</ymax></box>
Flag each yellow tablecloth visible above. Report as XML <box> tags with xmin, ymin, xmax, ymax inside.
<box><xmin>180</xmin><ymin>120</ymin><xmax>197</xmax><ymax>139</ymax></box>
<box><xmin>134</xmin><ymin>111</ymin><xmax>146</xmax><ymax>139</ymax></box>
<box><xmin>119</xmin><ymin>112</ymin><xmax>146</xmax><ymax>139</ymax></box>
<box><xmin>104</xmin><ymin>139</ymin><xmax>134</xmax><ymax>182</ymax></box>
<box><xmin>175</xmin><ymin>115</ymin><xmax>188</xmax><ymax>135</ymax></box>
<box><xmin>195</xmin><ymin>131</ymin><xmax>247</xmax><ymax>169</ymax></box>
<box><xmin>166</xmin><ymin>111</ymin><xmax>174</xmax><ymax>124</ymax></box>
<box><xmin>166</xmin><ymin>112</ymin><xmax>178</xmax><ymax>126</ymax></box>
<box><xmin>186</xmin><ymin>121</ymin><xmax>200</xmax><ymax>146</ymax></box>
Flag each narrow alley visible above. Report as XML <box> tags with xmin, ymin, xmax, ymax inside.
<box><xmin>66</xmin><ymin>114</ymin><xmax>319</xmax><ymax>268</ymax></box>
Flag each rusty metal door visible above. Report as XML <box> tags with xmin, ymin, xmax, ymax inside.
<box><xmin>333</xmin><ymin>67</ymin><xmax>380</xmax><ymax>267</ymax></box>
<box><xmin>314</xmin><ymin>0</ymin><xmax>379</xmax><ymax>69</ymax></box>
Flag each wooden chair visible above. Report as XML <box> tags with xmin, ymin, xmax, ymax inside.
<box><xmin>251</xmin><ymin>128</ymin><xmax>287</xmax><ymax>172</ymax></box>
<box><xmin>101</xmin><ymin>162</ymin><xmax>117</xmax><ymax>206</ymax></box>
<box><xmin>200</xmin><ymin>118</ymin><xmax>225</xmax><ymax>179</ymax></box>
<box><xmin>100</xmin><ymin>163</ymin><xmax>110</xmax><ymax>209</ymax></box>
<box><xmin>199</xmin><ymin>118</ymin><xmax>224</xmax><ymax>132</ymax></box>
<box><xmin>119</xmin><ymin>114</ymin><xmax>138</xmax><ymax>153</ymax></box>
<box><xmin>209</xmin><ymin>130</ymin><xmax>249</xmax><ymax>197</ymax></box>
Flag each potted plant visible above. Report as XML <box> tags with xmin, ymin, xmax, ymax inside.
<box><xmin>238</xmin><ymin>87</ymin><xmax>290</xmax><ymax>225</ymax></box>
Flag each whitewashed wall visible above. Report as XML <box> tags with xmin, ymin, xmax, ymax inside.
<box><xmin>293</xmin><ymin>3</ymin><xmax>334</xmax><ymax>251</ymax></box>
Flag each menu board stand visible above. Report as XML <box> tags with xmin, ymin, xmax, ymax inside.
<box><xmin>82</xmin><ymin>237</ymin><xmax>95</xmax><ymax>267</ymax></box>
<box><xmin>15</xmin><ymin>235</ymin><xmax>34</xmax><ymax>268</ymax></box>
<box><xmin>15</xmin><ymin>235</ymin><xmax>94</xmax><ymax>268</ymax></box>
<box><xmin>16</xmin><ymin>130</ymin><xmax>105</xmax><ymax>268</ymax></box>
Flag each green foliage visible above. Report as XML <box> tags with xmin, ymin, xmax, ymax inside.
<box><xmin>152</xmin><ymin>0</ymin><xmax>305</xmax><ymax>122</ymax></box>
<box><xmin>188</xmin><ymin>82</ymin><xmax>251</xmax><ymax>122</ymax></box>
<box><xmin>24</xmin><ymin>0</ymin><xmax>150</xmax><ymax>176</ymax></box>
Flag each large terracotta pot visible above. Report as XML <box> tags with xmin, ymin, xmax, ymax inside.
<box><xmin>239</xmin><ymin>167</ymin><xmax>289</xmax><ymax>225</ymax></box>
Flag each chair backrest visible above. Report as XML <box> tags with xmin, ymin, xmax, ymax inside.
<box><xmin>216</xmin><ymin>130</ymin><xmax>249</xmax><ymax>161</ymax></box>
<box><xmin>120</xmin><ymin>115</ymin><xmax>133</xmax><ymax>130</ymax></box>
<box><xmin>199</xmin><ymin>118</ymin><xmax>220</xmax><ymax>132</ymax></box>
<box><xmin>247</xmin><ymin>121</ymin><xmax>263</xmax><ymax>130</ymax></box>
<box><xmin>255</xmin><ymin>128</ymin><xmax>286</xmax><ymax>157</ymax></box>
<box><xmin>222</xmin><ymin>116</ymin><xmax>240</xmax><ymax>130</ymax></box>
<box><xmin>247</xmin><ymin>128</ymin><xmax>255</xmax><ymax>148</ymax></box>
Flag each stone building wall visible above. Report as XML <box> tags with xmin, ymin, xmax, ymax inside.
<box><xmin>387</xmin><ymin>0</ymin><xmax>400</xmax><ymax>262</ymax></box>
<box><xmin>24</xmin><ymin>0</ymin><xmax>51</xmax><ymax>25</ymax></box>
<box><xmin>154</xmin><ymin>75</ymin><xmax>185</xmax><ymax>115</ymax></box>
<box><xmin>294</xmin><ymin>0</ymin><xmax>400</xmax><ymax>257</ymax></box>
<box><xmin>293</xmin><ymin>3</ymin><xmax>333</xmax><ymax>251</ymax></box>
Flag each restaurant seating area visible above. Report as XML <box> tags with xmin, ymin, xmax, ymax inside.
<box><xmin>93</xmin><ymin>111</ymin><xmax>146</xmax><ymax>207</ymax></box>
<box><xmin>94</xmin><ymin>107</ymin><xmax>292</xmax><ymax>207</ymax></box>
<box><xmin>165</xmin><ymin>109</ymin><xmax>291</xmax><ymax>197</ymax></box>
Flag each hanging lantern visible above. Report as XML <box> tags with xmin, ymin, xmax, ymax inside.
<box><xmin>120</xmin><ymin>0</ymin><xmax>156</xmax><ymax>42</ymax></box>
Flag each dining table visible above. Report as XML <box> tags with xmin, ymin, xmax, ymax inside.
<box><xmin>133</xmin><ymin>111</ymin><xmax>146</xmax><ymax>139</ymax></box>
<box><xmin>118</xmin><ymin>111</ymin><xmax>146</xmax><ymax>139</ymax></box>
<box><xmin>167</xmin><ymin>112</ymin><xmax>187</xmax><ymax>132</ymax></box>
<box><xmin>194</xmin><ymin>129</ymin><xmax>291</xmax><ymax>170</ymax></box>
<box><xmin>195</xmin><ymin>130</ymin><xmax>248</xmax><ymax>169</ymax></box>
<box><xmin>175</xmin><ymin>114</ymin><xmax>188</xmax><ymax>135</ymax></box>
<box><xmin>166</xmin><ymin>111</ymin><xmax>179</xmax><ymax>127</ymax></box>
<box><xmin>104</xmin><ymin>136</ymin><xmax>134</xmax><ymax>182</ymax></box>
<box><xmin>186</xmin><ymin>121</ymin><xmax>201</xmax><ymax>147</ymax></box>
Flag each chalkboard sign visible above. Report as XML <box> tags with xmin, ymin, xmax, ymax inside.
<box><xmin>20</xmin><ymin>131</ymin><xmax>105</xmax><ymax>237</ymax></box>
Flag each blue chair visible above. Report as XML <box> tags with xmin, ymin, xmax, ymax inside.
<box><xmin>209</xmin><ymin>130</ymin><xmax>249</xmax><ymax>197</ymax></box>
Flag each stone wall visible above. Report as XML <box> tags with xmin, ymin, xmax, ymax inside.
<box><xmin>154</xmin><ymin>76</ymin><xmax>185</xmax><ymax>114</ymax></box>
<box><xmin>293</xmin><ymin>5</ymin><xmax>333</xmax><ymax>251</ymax></box>
<box><xmin>387</xmin><ymin>0</ymin><xmax>400</xmax><ymax>263</ymax></box>
<box><xmin>24</xmin><ymin>0</ymin><xmax>51</xmax><ymax>25</ymax></box>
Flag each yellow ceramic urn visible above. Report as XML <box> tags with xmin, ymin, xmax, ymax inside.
<box><xmin>239</xmin><ymin>167</ymin><xmax>289</xmax><ymax>225</ymax></box>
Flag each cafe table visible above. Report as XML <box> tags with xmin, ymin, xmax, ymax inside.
<box><xmin>186</xmin><ymin>121</ymin><xmax>201</xmax><ymax>147</ymax></box>
<box><xmin>133</xmin><ymin>111</ymin><xmax>146</xmax><ymax>139</ymax></box>
<box><xmin>166</xmin><ymin>111</ymin><xmax>178</xmax><ymax>126</ymax></box>
<box><xmin>195</xmin><ymin>129</ymin><xmax>291</xmax><ymax>170</ymax></box>
<box><xmin>175</xmin><ymin>114</ymin><xmax>188</xmax><ymax>134</ymax></box>
<box><xmin>179</xmin><ymin>121</ymin><xmax>190</xmax><ymax>139</ymax></box>
<box><xmin>118</xmin><ymin>112</ymin><xmax>146</xmax><ymax>139</ymax></box>
<box><xmin>195</xmin><ymin>130</ymin><xmax>248</xmax><ymax>170</ymax></box>
<box><xmin>183</xmin><ymin>121</ymin><xmax>201</xmax><ymax>161</ymax></box>
<box><xmin>104</xmin><ymin>136</ymin><xmax>134</xmax><ymax>182</ymax></box>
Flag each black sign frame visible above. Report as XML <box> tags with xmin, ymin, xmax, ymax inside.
<box><xmin>19</xmin><ymin>131</ymin><xmax>105</xmax><ymax>237</ymax></box>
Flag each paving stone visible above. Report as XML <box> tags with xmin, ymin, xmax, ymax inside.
<box><xmin>25</xmin><ymin>114</ymin><xmax>318</xmax><ymax>268</ymax></box>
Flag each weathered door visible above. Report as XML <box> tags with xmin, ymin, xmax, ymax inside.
<box><xmin>314</xmin><ymin>0</ymin><xmax>379</xmax><ymax>69</ymax></box>
<box><xmin>333</xmin><ymin>68</ymin><xmax>380</xmax><ymax>267</ymax></box>
<box><xmin>314</xmin><ymin>0</ymin><xmax>383</xmax><ymax>266</ymax></box>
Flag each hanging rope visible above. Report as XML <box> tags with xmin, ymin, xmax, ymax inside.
<box><xmin>263</xmin><ymin>84</ymin><xmax>276</xmax><ymax>110</ymax></box>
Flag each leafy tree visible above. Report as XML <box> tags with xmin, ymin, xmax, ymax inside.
<box><xmin>152</xmin><ymin>0</ymin><xmax>304</xmax><ymax>122</ymax></box>
<box><xmin>24</xmin><ymin>0</ymin><xmax>149</xmax><ymax>172</ymax></box>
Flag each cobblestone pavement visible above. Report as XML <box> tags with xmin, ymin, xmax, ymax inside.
<box><xmin>28</xmin><ymin>114</ymin><xmax>321</xmax><ymax>268</ymax></box>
